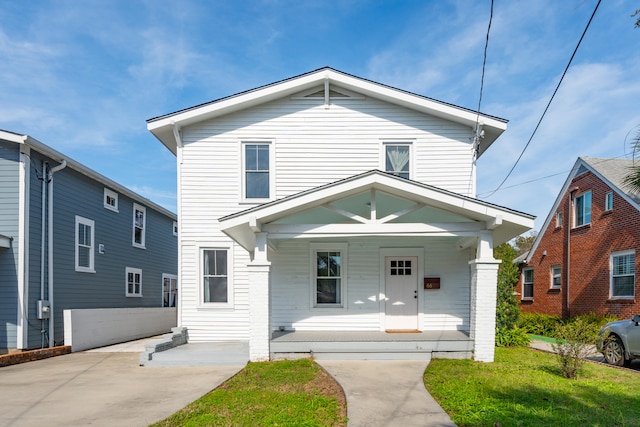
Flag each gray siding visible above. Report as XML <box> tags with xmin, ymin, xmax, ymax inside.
<box><xmin>0</xmin><ymin>141</ymin><xmax>19</xmax><ymax>350</ymax></box>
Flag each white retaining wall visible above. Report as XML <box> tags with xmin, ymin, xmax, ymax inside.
<box><xmin>64</xmin><ymin>307</ymin><xmax>177</xmax><ymax>352</ymax></box>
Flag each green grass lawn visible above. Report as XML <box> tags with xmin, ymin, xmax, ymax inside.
<box><xmin>424</xmin><ymin>347</ymin><xmax>640</xmax><ymax>427</ymax></box>
<box><xmin>150</xmin><ymin>358</ymin><xmax>347</xmax><ymax>427</ymax></box>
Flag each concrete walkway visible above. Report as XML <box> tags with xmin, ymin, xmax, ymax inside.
<box><xmin>319</xmin><ymin>359</ymin><xmax>456</xmax><ymax>427</ymax></box>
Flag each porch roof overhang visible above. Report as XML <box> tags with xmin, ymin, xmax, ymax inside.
<box><xmin>219</xmin><ymin>170</ymin><xmax>535</xmax><ymax>252</ymax></box>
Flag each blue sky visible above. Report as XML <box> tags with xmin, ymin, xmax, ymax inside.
<box><xmin>1</xmin><ymin>0</ymin><xmax>639</xmax><ymax>231</ymax></box>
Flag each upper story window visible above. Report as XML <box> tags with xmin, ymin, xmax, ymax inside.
<box><xmin>243</xmin><ymin>142</ymin><xmax>271</xmax><ymax>200</ymax></box>
<box><xmin>384</xmin><ymin>143</ymin><xmax>411</xmax><ymax>179</ymax></box>
<box><xmin>605</xmin><ymin>191</ymin><xmax>613</xmax><ymax>211</ymax></box>
<box><xmin>555</xmin><ymin>211</ymin><xmax>563</xmax><ymax>228</ymax></box>
<box><xmin>522</xmin><ymin>268</ymin><xmax>533</xmax><ymax>299</ymax></box>
<box><xmin>103</xmin><ymin>188</ymin><xmax>118</xmax><ymax>212</ymax></box>
<box><xmin>75</xmin><ymin>216</ymin><xmax>95</xmax><ymax>273</ymax></box>
<box><xmin>573</xmin><ymin>190</ymin><xmax>591</xmax><ymax>227</ymax></box>
<box><xmin>551</xmin><ymin>266</ymin><xmax>561</xmax><ymax>289</ymax></box>
<box><xmin>132</xmin><ymin>203</ymin><xmax>146</xmax><ymax>248</ymax></box>
<box><xmin>611</xmin><ymin>250</ymin><xmax>635</xmax><ymax>298</ymax></box>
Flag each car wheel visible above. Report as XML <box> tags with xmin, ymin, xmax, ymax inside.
<box><xmin>603</xmin><ymin>336</ymin><xmax>626</xmax><ymax>367</ymax></box>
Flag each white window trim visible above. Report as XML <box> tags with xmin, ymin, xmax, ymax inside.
<box><xmin>522</xmin><ymin>267</ymin><xmax>534</xmax><ymax>299</ymax></box>
<box><xmin>103</xmin><ymin>188</ymin><xmax>118</xmax><ymax>212</ymax></box>
<box><xmin>199</xmin><ymin>245</ymin><xmax>234</xmax><ymax>308</ymax></box>
<box><xmin>132</xmin><ymin>203</ymin><xmax>146</xmax><ymax>249</ymax></box>
<box><xmin>75</xmin><ymin>215</ymin><xmax>95</xmax><ymax>273</ymax></box>
<box><xmin>380</xmin><ymin>140</ymin><xmax>414</xmax><ymax>180</ymax></box>
<box><xmin>573</xmin><ymin>190</ymin><xmax>592</xmax><ymax>228</ymax></box>
<box><xmin>162</xmin><ymin>273</ymin><xmax>178</xmax><ymax>307</ymax></box>
<box><xmin>310</xmin><ymin>243</ymin><xmax>348</xmax><ymax>309</ymax></box>
<box><xmin>555</xmin><ymin>211</ymin><xmax>563</xmax><ymax>228</ymax></box>
<box><xmin>550</xmin><ymin>266</ymin><xmax>561</xmax><ymax>289</ymax></box>
<box><xmin>125</xmin><ymin>267</ymin><xmax>143</xmax><ymax>297</ymax></box>
<box><xmin>605</xmin><ymin>191</ymin><xmax>613</xmax><ymax>211</ymax></box>
<box><xmin>610</xmin><ymin>250</ymin><xmax>635</xmax><ymax>299</ymax></box>
<box><xmin>240</xmin><ymin>140</ymin><xmax>275</xmax><ymax>203</ymax></box>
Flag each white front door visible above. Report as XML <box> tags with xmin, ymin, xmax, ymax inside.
<box><xmin>385</xmin><ymin>256</ymin><xmax>418</xmax><ymax>330</ymax></box>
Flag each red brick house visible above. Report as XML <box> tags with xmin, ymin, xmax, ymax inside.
<box><xmin>518</xmin><ymin>157</ymin><xmax>640</xmax><ymax>319</ymax></box>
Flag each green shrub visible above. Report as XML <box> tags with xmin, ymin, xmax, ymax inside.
<box><xmin>519</xmin><ymin>312</ymin><xmax>563</xmax><ymax>336</ymax></box>
<box><xmin>570</xmin><ymin>313</ymin><xmax>618</xmax><ymax>343</ymax></box>
<box><xmin>551</xmin><ymin>318</ymin><xmax>594</xmax><ymax>379</ymax></box>
<box><xmin>495</xmin><ymin>326</ymin><xmax>531</xmax><ymax>347</ymax></box>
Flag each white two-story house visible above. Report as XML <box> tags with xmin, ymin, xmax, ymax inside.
<box><xmin>147</xmin><ymin>67</ymin><xmax>533</xmax><ymax>362</ymax></box>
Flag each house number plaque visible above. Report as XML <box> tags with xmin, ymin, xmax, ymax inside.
<box><xmin>424</xmin><ymin>277</ymin><xmax>441</xmax><ymax>290</ymax></box>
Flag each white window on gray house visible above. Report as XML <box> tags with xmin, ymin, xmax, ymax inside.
<box><xmin>103</xmin><ymin>188</ymin><xmax>118</xmax><ymax>212</ymax></box>
<box><xmin>132</xmin><ymin>203</ymin><xmax>146</xmax><ymax>248</ymax></box>
<box><xmin>75</xmin><ymin>216</ymin><xmax>95</xmax><ymax>273</ymax></box>
<box><xmin>162</xmin><ymin>273</ymin><xmax>178</xmax><ymax>307</ymax></box>
<box><xmin>384</xmin><ymin>143</ymin><xmax>410</xmax><ymax>179</ymax></box>
<box><xmin>573</xmin><ymin>190</ymin><xmax>591</xmax><ymax>227</ymax></box>
<box><xmin>605</xmin><ymin>191</ymin><xmax>613</xmax><ymax>211</ymax></box>
<box><xmin>244</xmin><ymin>143</ymin><xmax>270</xmax><ymax>199</ymax></box>
<box><xmin>126</xmin><ymin>267</ymin><xmax>142</xmax><ymax>297</ymax></box>
<box><xmin>551</xmin><ymin>266</ymin><xmax>561</xmax><ymax>289</ymax></box>
<box><xmin>522</xmin><ymin>268</ymin><xmax>534</xmax><ymax>299</ymax></box>
<box><xmin>203</xmin><ymin>249</ymin><xmax>228</xmax><ymax>303</ymax></box>
<box><xmin>312</xmin><ymin>246</ymin><xmax>346</xmax><ymax>306</ymax></box>
<box><xmin>611</xmin><ymin>250</ymin><xmax>635</xmax><ymax>298</ymax></box>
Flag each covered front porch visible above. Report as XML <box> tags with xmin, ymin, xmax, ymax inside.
<box><xmin>270</xmin><ymin>330</ymin><xmax>472</xmax><ymax>360</ymax></box>
<box><xmin>220</xmin><ymin>171</ymin><xmax>534</xmax><ymax>363</ymax></box>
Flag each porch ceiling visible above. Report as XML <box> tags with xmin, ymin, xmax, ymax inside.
<box><xmin>220</xmin><ymin>170</ymin><xmax>534</xmax><ymax>252</ymax></box>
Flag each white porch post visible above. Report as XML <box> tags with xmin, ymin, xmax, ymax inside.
<box><xmin>248</xmin><ymin>232</ymin><xmax>271</xmax><ymax>361</ymax></box>
<box><xmin>468</xmin><ymin>231</ymin><xmax>501</xmax><ymax>362</ymax></box>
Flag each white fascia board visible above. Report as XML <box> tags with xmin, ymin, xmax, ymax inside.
<box><xmin>1</xmin><ymin>131</ymin><xmax>176</xmax><ymax>220</ymax></box>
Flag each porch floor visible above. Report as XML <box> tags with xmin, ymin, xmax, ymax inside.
<box><xmin>270</xmin><ymin>330</ymin><xmax>473</xmax><ymax>360</ymax></box>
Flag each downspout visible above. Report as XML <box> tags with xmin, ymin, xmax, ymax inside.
<box><xmin>41</xmin><ymin>163</ymin><xmax>47</xmax><ymax>348</ymax></box>
<box><xmin>47</xmin><ymin>159</ymin><xmax>67</xmax><ymax>347</ymax></box>
<box><xmin>171</xmin><ymin>122</ymin><xmax>182</xmax><ymax>327</ymax></box>
<box><xmin>566</xmin><ymin>187</ymin><xmax>579</xmax><ymax>318</ymax></box>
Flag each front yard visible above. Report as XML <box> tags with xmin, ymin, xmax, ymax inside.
<box><xmin>424</xmin><ymin>346</ymin><xmax>640</xmax><ymax>426</ymax></box>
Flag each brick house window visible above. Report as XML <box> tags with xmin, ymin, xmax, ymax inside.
<box><xmin>551</xmin><ymin>266</ymin><xmax>561</xmax><ymax>289</ymax></box>
<box><xmin>605</xmin><ymin>192</ymin><xmax>613</xmax><ymax>211</ymax></box>
<box><xmin>611</xmin><ymin>250</ymin><xmax>635</xmax><ymax>298</ymax></box>
<box><xmin>573</xmin><ymin>191</ymin><xmax>591</xmax><ymax>227</ymax></box>
<box><xmin>556</xmin><ymin>211</ymin><xmax>562</xmax><ymax>228</ymax></box>
<box><xmin>522</xmin><ymin>268</ymin><xmax>534</xmax><ymax>299</ymax></box>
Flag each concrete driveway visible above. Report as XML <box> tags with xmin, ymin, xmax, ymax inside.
<box><xmin>0</xmin><ymin>348</ymin><xmax>245</xmax><ymax>427</ymax></box>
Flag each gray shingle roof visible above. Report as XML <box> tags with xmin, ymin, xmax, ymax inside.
<box><xmin>581</xmin><ymin>156</ymin><xmax>640</xmax><ymax>204</ymax></box>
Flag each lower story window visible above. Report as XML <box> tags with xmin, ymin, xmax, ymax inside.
<box><xmin>522</xmin><ymin>268</ymin><xmax>533</xmax><ymax>299</ymax></box>
<box><xmin>313</xmin><ymin>247</ymin><xmax>345</xmax><ymax>306</ymax></box>
<box><xmin>126</xmin><ymin>267</ymin><xmax>142</xmax><ymax>297</ymax></box>
<box><xmin>611</xmin><ymin>251</ymin><xmax>635</xmax><ymax>298</ymax></box>
<box><xmin>163</xmin><ymin>274</ymin><xmax>178</xmax><ymax>307</ymax></box>
<box><xmin>203</xmin><ymin>249</ymin><xmax>228</xmax><ymax>303</ymax></box>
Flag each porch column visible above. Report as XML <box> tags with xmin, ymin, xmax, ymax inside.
<box><xmin>469</xmin><ymin>232</ymin><xmax>501</xmax><ymax>362</ymax></box>
<box><xmin>248</xmin><ymin>232</ymin><xmax>271</xmax><ymax>362</ymax></box>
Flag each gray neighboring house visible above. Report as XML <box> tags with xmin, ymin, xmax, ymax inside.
<box><xmin>0</xmin><ymin>130</ymin><xmax>178</xmax><ymax>352</ymax></box>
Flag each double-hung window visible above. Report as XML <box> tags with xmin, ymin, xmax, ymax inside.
<box><xmin>132</xmin><ymin>203</ymin><xmax>146</xmax><ymax>248</ymax></box>
<box><xmin>202</xmin><ymin>249</ymin><xmax>230</xmax><ymax>304</ymax></box>
<box><xmin>75</xmin><ymin>216</ymin><xmax>95</xmax><ymax>273</ymax></box>
<box><xmin>384</xmin><ymin>143</ymin><xmax>411</xmax><ymax>179</ymax></box>
<box><xmin>125</xmin><ymin>267</ymin><xmax>142</xmax><ymax>297</ymax></box>
<box><xmin>611</xmin><ymin>250</ymin><xmax>635</xmax><ymax>298</ymax></box>
<box><xmin>522</xmin><ymin>268</ymin><xmax>534</xmax><ymax>299</ymax></box>
<box><xmin>551</xmin><ymin>266</ymin><xmax>561</xmax><ymax>289</ymax></box>
<box><xmin>573</xmin><ymin>191</ymin><xmax>591</xmax><ymax>227</ymax></box>
<box><xmin>312</xmin><ymin>243</ymin><xmax>346</xmax><ymax>307</ymax></box>
<box><xmin>243</xmin><ymin>142</ymin><xmax>271</xmax><ymax>200</ymax></box>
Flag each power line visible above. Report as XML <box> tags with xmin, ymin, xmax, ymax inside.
<box><xmin>480</xmin><ymin>0</ymin><xmax>602</xmax><ymax>199</ymax></box>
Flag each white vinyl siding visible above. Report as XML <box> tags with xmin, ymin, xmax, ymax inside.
<box><xmin>75</xmin><ymin>216</ymin><xmax>95</xmax><ymax>273</ymax></box>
